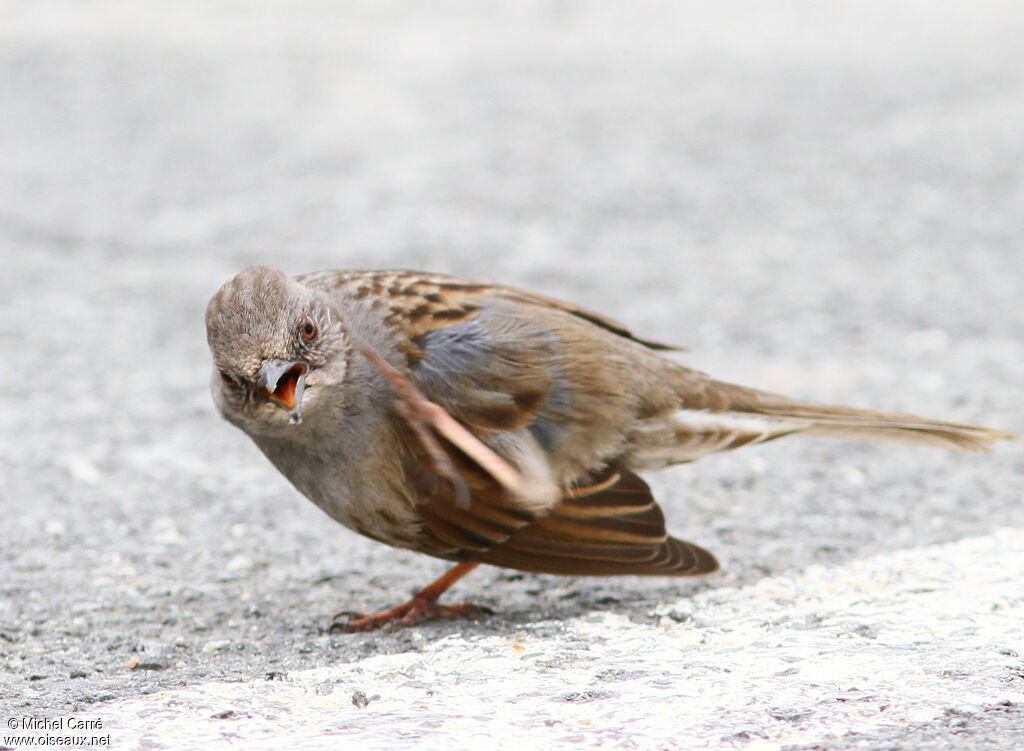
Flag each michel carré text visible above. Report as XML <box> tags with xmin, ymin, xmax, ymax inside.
<box><xmin>17</xmin><ymin>717</ymin><xmax>103</xmax><ymax>731</ymax></box>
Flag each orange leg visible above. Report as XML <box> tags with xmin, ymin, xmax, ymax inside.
<box><xmin>332</xmin><ymin>561</ymin><xmax>485</xmax><ymax>633</ymax></box>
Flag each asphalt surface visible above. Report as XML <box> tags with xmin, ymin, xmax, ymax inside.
<box><xmin>1</xmin><ymin>2</ymin><xmax>1022</xmax><ymax>749</ymax></box>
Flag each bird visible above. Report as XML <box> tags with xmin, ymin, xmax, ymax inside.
<box><xmin>205</xmin><ymin>266</ymin><xmax>1015</xmax><ymax>631</ymax></box>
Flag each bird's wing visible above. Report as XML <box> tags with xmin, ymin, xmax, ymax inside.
<box><xmin>467</xmin><ymin>468</ymin><xmax>718</xmax><ymax>576</ymax></box>
<box><xmin>404</xmin><ymin>438</ymin><xmax>717</xmax><ymax>576</ymax></box>
<box><xmin>364</xmin><ymin>345</ymin><xmax>716</xmax><ymax>577</ymax></box>
<box><xmin>302</xmin><ymin>269</ymin><xmax>676</xmax><ymax>353</ymax></box>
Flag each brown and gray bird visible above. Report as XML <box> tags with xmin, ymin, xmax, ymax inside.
<box><xmin>205</xmin><ymin>266</ymin><xmax>1014</xmax><ymax>631</ymax></box>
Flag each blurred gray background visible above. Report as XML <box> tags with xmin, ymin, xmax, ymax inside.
<box><xmin>1</xmin><ymin>1</ymin><xmax>1022</xmax><ymax>748</ymax></box>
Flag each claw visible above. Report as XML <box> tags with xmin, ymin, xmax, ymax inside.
<box><xmin>332</xmin><ymin>599</ymin><xmax>489</xmax><ymax>633</ymax></box>
<box><xmin>328</xmin><ymin>561</ymin><xmax>483</xmax><ymax>633</ymax></box>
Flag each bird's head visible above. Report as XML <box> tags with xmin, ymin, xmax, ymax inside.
<box><xmin>205</xmin><ymin>266</ymin><xmax>349</xmax><ymax>436</ymax></box>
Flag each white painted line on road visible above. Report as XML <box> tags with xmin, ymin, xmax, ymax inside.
<box><xmin>91</xmin><ymin>529</ymin><xmax>1024</xmax><ymax>750</ymax></box>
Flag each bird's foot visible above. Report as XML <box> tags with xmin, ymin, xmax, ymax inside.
<box><xmin>328</xmin><ymin>561</ymin><xmax>485</xmax><ymax>633</ymax></box>
<box><xmin>330</xmin><ymin>597</ymin><xmax>491</xmax><ymax>633</ymax></box>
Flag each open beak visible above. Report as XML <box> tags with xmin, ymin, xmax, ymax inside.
<box><xmin>257</xmin><ymin>359</ymin><xmax>308</xmax><ymax>424</ymax></box>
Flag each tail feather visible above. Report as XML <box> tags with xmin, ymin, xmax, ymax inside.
<box><xmin>757</xmin><ymin>402</ymin><xmax>1014</xmax><ymax>452</ymax></box>
<box><xmin>626</xmin><ymin>380</ymin><xmax>1015</xmax><ymax>470</ymax></box>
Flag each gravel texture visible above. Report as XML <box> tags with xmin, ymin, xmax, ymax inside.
<box><xmin>1</xmin><ymin>1</ymin><xmax>1022</xmax><ymax>748</ymax></box>
<box><xmin>49</xmin><ymin>532</ymin><xmax>1024</xmax><ymax>749</ymax></box>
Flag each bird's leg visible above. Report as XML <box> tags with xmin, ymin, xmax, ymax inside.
<box><xmin>331</xmin><ymin>561</ymin><xmax>485</xmax><ymax>633</ymax></box>
<box><xmin>360</xmin><ymin>348</ymin><xmax>531</xmax><ymax>507</ymax></box>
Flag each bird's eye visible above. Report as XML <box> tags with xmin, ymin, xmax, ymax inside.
<box><xmin>220</xmin><ymin>371</ymin><xmax>238</xmax><ymax>388</ymax></box>
<box><xmin>301</xmin><ymin>315</ymin><xmax>317</xmax><ymax>341</ymax></box>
